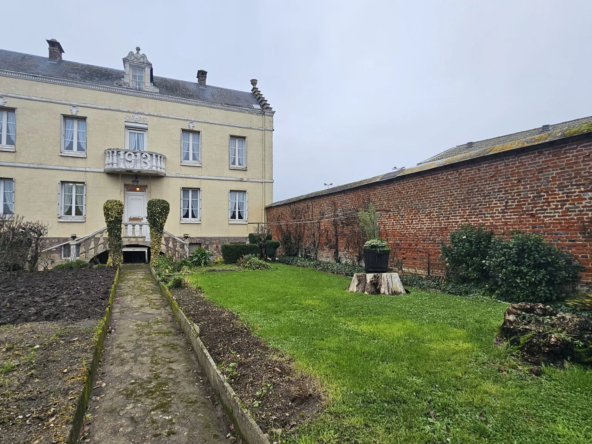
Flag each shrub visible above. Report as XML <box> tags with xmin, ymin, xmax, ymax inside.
<box><xmin>440</xmin><ymin>224</ymin><xmax>494</xmax><ymax>284</ymax></box>
<box><xmin>103</xmin><ymin>199</ymin><xmax>124</xmax><ymax>267</ymax></box>
<box><xmin>53</xmin><ymin>259</ymin><xmax>91</xmax><ymax>270</ymax></box>
<box><xmin>240</xmin><ymin>257</ymin><xmax>271</xmax><ymax>270</ymax></box>
<box><xmin>486</xmin><ymin>232</ymin><xmax>583</xmax><ymax>303</ymax></box>
<box><xmin>358</xmin><ymin>203</ymin><xmax>379</xmax><ymax>240</ymax></box>
<box><xmin>221</xmin><ymin>243</ymin><xmax>259</xmax><ymax>264</ymax></box>
<box><xmin>190</xmin><ymin>248</ymin><xmax>212</xmax><ymax>267</ymax></box>
<box><xmin>147</xmin><ymin>199</ymin><xmax>170</xmax><ymax>266</ymax></box>
<box><xmin>213</xmin><ymin>257</ymin><xmax>225</xmax><ymax>266</ymax></box>
<box><xmin>266</xmin><ymin>240</ymin><xmax>280</xmax><ymax>260</ymax></box>
<box><xmin>174</xmin><ymin>259</ymin><xmax>192</xmax><ymax>271</ymax></box>
<box><xmin>167</xmin><ymin>276</ymin><xmax>184</xmax><ymax>289</ymax></box>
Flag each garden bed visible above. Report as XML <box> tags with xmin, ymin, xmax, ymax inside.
<box><xmin>172</xmin><ymin>285</ymin><xmax>323</xmax><ymax>440</ymax></box>
<box><xmin>0</xmin><ymin>268</ymin><xmax>117</xmax><ymax>444</ymax></box>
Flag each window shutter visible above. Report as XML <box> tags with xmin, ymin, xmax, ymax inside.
<box><xmin>83</xmin><ymin>183</ymin><xmax>87</xmax><ymax>216</ymax></box>
<box><xmin>245</xmin><ymin>191</ymin><xmax>249</xmax><ymax>221</ymax></box>
<box><xmin>228</xmin><ymin>191</ymin><xmax>232</xmax><ymax>219</ymax></box>
<box><xmin>57</xmin><ymin>181</ymin><xmax>62</xmax><ymax>217</ymax></box>
<box><xmin>198</xmin><ymin>189</ymin><xmax>202</xmax><ymax>221</ymax></box>
<box><xmin>180</xmin><ymin>188</ymin><xmax>184</xmax><ymax>221</ymax></box>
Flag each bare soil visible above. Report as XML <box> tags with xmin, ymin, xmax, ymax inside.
<box><xmin>0</xmin><ymin>320</ymin><xmax>96</xmax><ymax>444</ymax></box>
<box><xmin>172</xmin><ymin>286</ymin><xmax>323</xmax><ymax>439</ymax></box>
<box><xmin>0</xmin><ymin>268</ymin><xmax>116</xmax><ymax>325</ymax></box>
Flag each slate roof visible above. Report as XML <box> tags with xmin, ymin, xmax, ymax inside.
<box><xmin>0</xmin><ymin>49</ymin><xmax>262</xmax><ymax>110</ymax></box>
<box><xmin>268</xmin><ymin>114</ymin><xmax>592</xmax><ymax>208</ymax></box>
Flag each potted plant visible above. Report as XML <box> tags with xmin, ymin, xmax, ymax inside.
<box><xmin>359</xmin><ymin>203</ymin><xmax>391</xmax><ymax>273</ymax></box>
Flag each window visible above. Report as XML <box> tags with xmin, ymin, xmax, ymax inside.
<box><xmin>60</xmin><ymin>182</ymin><xmax>85</xmax><ymax>219</ymax></box>
<box><xmin>125</xmin><ymin>127</ymin><xmax>147</xmax><ymax>151</ymax></box>
<box><xmin>62</xmin><ymin>118</ymin><xmax>87</xmax><ymax>154</ymax></box>
<box><xmin>229</xmin><ymin>137</ymin><xmax>246</xmax><ymax>168</ymax></box>
<box><xmin>61</xmin><ymin>243</ymin><xmax>80</xmax><ymax>259</ymax></box>
<box><xmin>131</xmin><ymin>67</ymin><xmax>144</xmax><ymax>90</ymax></box>
<box><xmin>0</xmin><ymin>178</ymin><xmax>14</xmax><ymax>215</ymax></box>
<box><xmin>0</xmin><ymin>109</ymin><xmax>16</xmax><ymax>148</ymax></box>
<box><xmin>181</xmin><ymin>188</ymin><xmax>201</xmax><ymax>222</ymax></box>
<box><xmin>181</xmin><ymin>131</ymin><xmax>201</xmax><ymax>164</ymax></box>
<box><xmin>229</xmin><ymin>191</ymin><xmax>247</xmax><ymax>221</ymax></box>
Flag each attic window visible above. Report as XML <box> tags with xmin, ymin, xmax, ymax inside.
<box><xmin>131</xmin><ymin>67</ymin><xmax>144</xmax><ymax>90</ymax></box>
<box><xmin>252</xmin><ymin>104</ymin><xmax>261</xmax><ymax>109</ymax></box>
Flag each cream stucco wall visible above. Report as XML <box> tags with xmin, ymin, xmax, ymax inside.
<box><xmin>0</xmin><ymin>74</ymin><xmax>273</xmax><ymax>241</ymax></box>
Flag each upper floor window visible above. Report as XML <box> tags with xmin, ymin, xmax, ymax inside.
<box><xmin>229</xmin><ymin>137</ymin><xmax>246</xmax><ymax>168</ymax></box>
<box><xmin>62</xmin><ymin>117</ymin><xmax>87</xmax><ymax>154</ymax></box>
<box><xmin>59</xmin><ymin>182</ymin><xmax>85</xmax><ymax>220</ymax></box>
<box><xmin>181</xmin><ymin>188</ymin><xmax>201</xmax><ymax>222</ymax></box>
<box><xmin>125</xmin><ymin>123</ymin><xmax>147</xmax><ymax>151</ymax></box>
<box><xmin>182</xmin><ymin>131</ymin><xmax>201</xmax><ymax>164</ymax></box>
<box><xmin>229</xmin><ymin>191</ymin><xmax>247</xmax><ymax>222</ymax></box>
<box><xmin>0</xmin><ymin>109</ymin><xmax>16</xmax><ymax>149</ymax></box>
<box><xmin>131</xmin><ymin>67</ymin><xmax>144</xmax><ymax>90</ymax></box>
<box><xmin>0</xmin><ymin>178</ymin><xmax>14</xmax><ymax>216</ymax></box>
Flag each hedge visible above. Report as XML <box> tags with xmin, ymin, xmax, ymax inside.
<box><xmin>147</xmin><ymin>199</ymin><xmax>170</xmax><ymax>265</ymax></box>
<box><xmin>103</xmin><ymin>199</ymin><xmax>124</xmax><ymax>267</ymax></box>
<box><xmin>221</xmin><ymin>244</ymin><xmax>259</xmax><ymax>264</ymax></box>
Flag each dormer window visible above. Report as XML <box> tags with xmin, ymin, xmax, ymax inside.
<box><xmin>117</xmin><ymin>47</ymin><xmax>159</xmax><ymax>93</ymax></box>
<box><xmin>131</xmin><ymin>67</ymin><xmax>144</xmax><ymax>90</ymax></box>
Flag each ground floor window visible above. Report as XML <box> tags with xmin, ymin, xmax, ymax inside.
<box><xmin>61</xmin><ymin>243</ymin><xmax>80</xmax><ymax>259</ymax></box>
<box><xmin>60</xmin><ymin>182</ymin><xmax>85</xmax><ymax>219</ymax></box>
<box><xmin>229</xmin><ymin>190</ymin><xmax>247</xmax><ymax>221</ymax></box>
<box><xmin>181</xmin><ymin>188</ymin><xmax>201</xmax><ymax>221</ymax></box>
<box><xmin>0</xmin><ymin>178</ymin><xmax>14</xmax><ymax>215</ymax></box>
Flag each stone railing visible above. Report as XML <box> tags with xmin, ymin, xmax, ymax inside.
<box><xmin>104</xmin><ymin>149</ymin><xmax>166</xmax><ymax>176</ymax></box>
<box><xmin>122</xmin><ymin>222</ymin><xmax>150</xmax><ymax>241</ymax></box>
<box><xmin>163</xmin><ymin>230</ymin><xmax>189</xmax><ymax>261</ymax></box>
<box><xmin>42</xmin><ymin>227</ymin><xmax>109</xmax><ymax>263</ymax></box>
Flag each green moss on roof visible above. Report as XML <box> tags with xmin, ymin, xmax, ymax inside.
<box><xmin>563</xmin><ymin>122</ymin><xmax>592</xmax><ymax>138</ymax></box>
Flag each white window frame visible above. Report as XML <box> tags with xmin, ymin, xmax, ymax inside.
<box><xmin>58</xmin><ymin>181</ymin><xmax>86</xmax><ymax>222</ymax></box>
<box><xmin>181</xmin><ymin>131</ymin><xmax>201</xmax><ymax>166</ymax></box>
<box><xmin>0</xmin><ymin>178</ymin><xmax>14</xmax><ymax>216</ymax></box>
<box><xmin>61</xmin><ymin>243</ymin><xmax>80</xmax><ymax>259</ymax></box>
<box><xmin>131</xmin><ymin>66</ymin><xmax>144</xmax><ymax>90</ymax></box>
<box><xmin>61</xmin><ymin>116</ymin><xmax>87</xmax><ymax>157</ymax></box>
<box><xmin>228</xmin><ymin>190</ymin><xmax>248</xmax><ymax>223</ymax></box>
<box><xmin>229</xmin><ymin>136</ymin><xmax>247</xmax><ymax>169</ymax></box>
<box><xmin>180</xmin><ymin>188</ymin><xmax>201</xmax><ymax>223</ymax></box>
<box><xmin>0</xmin><ymin>109</ymin><xmax>16</xmax><ymax>151</ymax></box>
<box><xmin>125</xmin><ymin>124</ymin><xmax>148</xmax><ymax>151</ymax></box>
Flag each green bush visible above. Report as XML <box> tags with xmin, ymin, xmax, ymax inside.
<box><xmin>147</xmin><ymin>199</ymin><xmax>170</xmax><ymax>266</ymax></box>
<box><xmin>53</xmin><ymin>259</ymin><xmax>91</xmax><ymax>270</ymax></box>
<box><xmin>238</xmin><ymin>256</ymin><xmax>271</xmax><ymax>270</ymax></box>
<box><xmin>440</xmin><ymin>224</ymin><xmax>493</xmax><ymax>284</ymax></box>
<box><xmin>248</xmin><ymin>233</ymin><xmax>258</xmax><ymax>244</ymax></box>
<box><xmin>221</xmin><ymin>243</ymin><xmax>259</xmax><ymax>264</ymax></box>
<box><xmin>487</xmin><ymin>232</ymin><xmax>583</xmax><ymax>302</ymax></box>
<box><xmin>167</xmin><ymin>276</ymin><xmax>184</xmax><ymax>289</ymax></box>
<box><xmin>266</xmin><ymin>240</ymin><xmax>280</xmax><ymax>260</ymax></box>
<box><xmin>103</xmin><ymin>199</ymin><xmax>124</xmax><ymax>267</ymax></box>
<box><xmin>190</xmin><ymin>248</ymin><xmax>212</xmax><ymax>267</ymax></box>
<box><xmin>174</xmin><ymin>259</ymin><xmax>192</xmax><ymax>271</ymax></box>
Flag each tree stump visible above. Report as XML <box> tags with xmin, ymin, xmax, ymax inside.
<box><xmin>347</xmin><ymin>273</ymin><xmax>405</xmax><ymax>295</ymax></box>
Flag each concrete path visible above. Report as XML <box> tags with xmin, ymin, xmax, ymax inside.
<box><xmin>87</xmin><ymin>265</ymin><xmax>232</xmax><ymax>443</ymax></box>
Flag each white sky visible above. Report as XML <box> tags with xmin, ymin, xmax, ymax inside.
<box><xmin>3</xmin><ymin>0</ymin><xmax>592</xmax><ymax>201</ymax></box>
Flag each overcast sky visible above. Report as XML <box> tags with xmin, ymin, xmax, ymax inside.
<box><xmin>4</xmin><ymin>1</ymin><xmax>592</xmax><ymax>201</ymax></box>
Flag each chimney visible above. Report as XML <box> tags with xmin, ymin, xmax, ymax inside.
<box><xmin>197</xmin><ymin>69</ymin><xmax>207</xmax><ymax>87</ymax></box>
<box><xmin>46</xmin><ymin>39</ymin><xmax>64</xmax><ymax>61</ymax></box>
<box><xmin>541</xmin><ymin>124</ymin><xmax>551</xmax><ymax>132</ymax></box>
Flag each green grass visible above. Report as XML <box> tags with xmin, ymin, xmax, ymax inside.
<box><xmin>190</xmin><ymin>264</ymin><xmax>592</xmax><ymax>444</ymax></box>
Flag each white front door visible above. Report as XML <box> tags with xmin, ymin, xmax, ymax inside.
<box><xmin>124</xmin><ymin>185</ymin><xmax>149</xmax><ymax>239</ymax></box>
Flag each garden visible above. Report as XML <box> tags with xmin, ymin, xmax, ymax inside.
<box><xmin>150</xmin><ymin>211</ymin><xmax>592</xmax><ymax>443</ymax></box>
<box><xmin>0</xmin><ymin>215</ymin><xmax>117</xmax><ymax>444</ymax></box>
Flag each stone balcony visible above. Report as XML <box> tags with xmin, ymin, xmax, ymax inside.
<box><xmin>104</xmin><ymin>149</ymin><xmax>166</xmax><ymax>176</ymax></box>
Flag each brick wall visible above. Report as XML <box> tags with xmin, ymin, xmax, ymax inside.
<box><xmin>266</xmin><ymin>137</ymin><xmax>592</xmax><ymax>284</ymax></box>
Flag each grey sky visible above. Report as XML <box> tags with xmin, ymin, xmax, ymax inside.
<box><xmin>4</xmin><ymin>1</ymin><xmax>592</xmax><ymax>201</ymax></box>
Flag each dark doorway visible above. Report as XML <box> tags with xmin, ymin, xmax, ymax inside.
<box><xmin>123</xmin><ymin>250</ymin><xmax>147</xmax><ymax>263</ymax></box>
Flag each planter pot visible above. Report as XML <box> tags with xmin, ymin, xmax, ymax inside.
<box><xmin>364</xmin><ymin>249</ymin><xmax>390</xmax><ymax>273</ymax></box>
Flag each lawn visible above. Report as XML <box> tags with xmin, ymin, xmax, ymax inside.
<box><xmin>189</xmin><ymin>264</ymin><xmax>592</xmax><ymax>444</ymax></box>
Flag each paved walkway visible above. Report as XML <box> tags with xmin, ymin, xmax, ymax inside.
<box><xmin>87</xmin><ymin>265</ymin><xmax>231</xmax><ymax>443</ymax></box>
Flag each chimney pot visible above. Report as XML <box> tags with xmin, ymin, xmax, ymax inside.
<box><xmin>250</xmin><ymin>79</ymin><xmax>258</xmax><ymax>87</ymax></box>
<box><xmin>541</xmin><ymin>124</ymin><xmax>551</xmax><ymax>132</ymax></box>
<box><xmin>197</xmin><ymin>69</ymin><xmax>207</xmax><ymax>87</ymax></box>
<box><xmin>46</xmin><ymin>38</ymin><xmax>64</xmax><ymax>61</ymax></box>
<box><xmin>466</xmin><ymin>141</ymin><xmax>474</xmax><ymax>148</ymax></box>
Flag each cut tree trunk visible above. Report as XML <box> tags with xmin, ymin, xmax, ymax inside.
<box><xmin>347</xmin><ymin>273</ymin><xmax>405</xmax><ymax>295</ymax></box>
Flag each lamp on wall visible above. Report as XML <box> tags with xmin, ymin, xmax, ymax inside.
<box><xmin>132</xmin><ymin>175</ymin><xmax>139</xmax><ymax>187</ymax></box>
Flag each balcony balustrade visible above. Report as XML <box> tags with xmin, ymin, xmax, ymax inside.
<box><xmin>122</xmin><ymin>222</ymin><xmax>150</xmax><ymax>241</ymax></box>
<box><xmin>104</xmin><ymin>149</ymin><xmax>166</xmax><ymax>176</ymax></box>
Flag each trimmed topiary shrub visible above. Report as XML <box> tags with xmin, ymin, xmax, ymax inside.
<box><xmin>440</xmin><ymin>224</ymin><xmax>494</xmax><ymax>284</ymax></box>
<box><xmin>487</xmin><ymin>232</ymin><xmax>584</xmax><ymax>303</ymax></box>
<box><xmin>266</xmin><ymin>240</ymin><xmax>280</xmax><ymax>260</ymax></box>
<box><xmin>103</xmin><ymin>199</ymin><xmax>124</xmax><ymax>267</ymax></box>
<box><xmin>221</xmin><ymin>243</ymin><xmax>259</xmax><ymax>264</ymax></box>
<box><xmin>147</xmin><ymin>199</ymin><xmax>170</xmax><ymax>266</ymax></box>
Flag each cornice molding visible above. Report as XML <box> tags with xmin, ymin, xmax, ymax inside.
<box><xmin>0</xmin><ymin>92</ymin><xmax>274</xmax><ymax>132</ymax></box>
<box><xmin>0</xmin><ymin>69</ymin><xmax>275</xmax><ymax>117</ymax></box>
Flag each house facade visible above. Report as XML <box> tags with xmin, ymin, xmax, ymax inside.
<box><xmin>0</xmin><ymin>40</ymin><xmax>274</xmax><ymax>263</ymax></box>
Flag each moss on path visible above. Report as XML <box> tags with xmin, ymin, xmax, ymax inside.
<box><xmin>87</xmin><ymin>265</ymin><xmax>232</xmax><ymax>443</ymax></box>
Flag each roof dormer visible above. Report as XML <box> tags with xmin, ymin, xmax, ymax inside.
<box><xmin>118</xmin><ymin>47</ymin><xmax>159</xmax><ymax>93</ymax></box>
